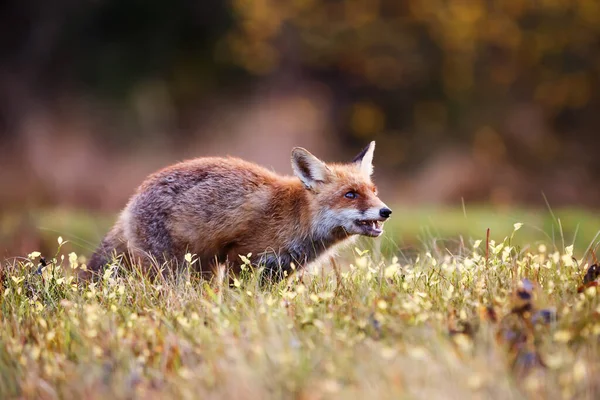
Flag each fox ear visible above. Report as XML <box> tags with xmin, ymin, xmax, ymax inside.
<box><xmin>291</xmin><ymin>148</ymin><xmax>331</xmax><ymax>189</ymax></box>
<box><xmin>352</xmin><ymin>141</ymin><xmax>375</xmax><ymax>177</ymax></box>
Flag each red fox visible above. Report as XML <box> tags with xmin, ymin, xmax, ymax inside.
<box><xmin>87</xmin><ymin>141</ymin><xmax>391</xmax><ymax>282</ymax></box>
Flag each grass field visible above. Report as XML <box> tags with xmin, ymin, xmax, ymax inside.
<box><xmin>2</xmin><ymin>218</ymin><xmax>600</xmax><ymax>399</ymax></box>
<box><xmin>3</xmin><ymin>205</ymin><xmax>600</xmax><ymax>259</ymax></box>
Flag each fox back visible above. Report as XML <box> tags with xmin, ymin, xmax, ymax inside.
<box><xmin>87</xmin><ymin>142</ymin><xmax>391</xmax><ymax>281</ymax></box>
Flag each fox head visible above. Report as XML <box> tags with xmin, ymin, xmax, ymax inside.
<box><xmin>291</xmin><ymin>141</ymin><xmax>392</xmax><ymax>239</ymax></box>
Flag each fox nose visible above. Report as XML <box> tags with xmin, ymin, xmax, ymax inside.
<box><xmin>379</xmin><ymin>207</ymin><xmax>392</xmax><ymax>219</ymax></box>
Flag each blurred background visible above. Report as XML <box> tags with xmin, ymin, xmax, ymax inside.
<box><xmin>2</xmin><ymin>0</ymin><xmax>600</xmax><ymax>259</ymax></box>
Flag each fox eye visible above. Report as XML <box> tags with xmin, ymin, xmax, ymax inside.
<box><xmin>344</xmin><ymin>191</ymin><xmax>358</xmax><ymax>199</ymax></box>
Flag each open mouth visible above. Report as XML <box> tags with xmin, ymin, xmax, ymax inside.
<box><xmin>355</xmin><ymin>219</ymin><xmax>384</xmax><ymax>237</ymax></box>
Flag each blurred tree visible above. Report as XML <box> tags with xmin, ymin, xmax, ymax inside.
<box><xmin>225</xmin><ymin>0</ymin><xmax>600</xmax><ymax>165</ymax></box>
<box><xmin>0</xmin><ymin>0</ymin><xmax>235</xmax><ymax>143</ymax></box>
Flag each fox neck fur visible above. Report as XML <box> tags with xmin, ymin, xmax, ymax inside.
<box><xmin>252</xmin><ymin>180</ymin><xmax>353</xmax><ymax>280</ymax></box>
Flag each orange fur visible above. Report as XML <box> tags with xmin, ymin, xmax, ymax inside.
<box><xmin>87</xmin><ymin>142</ymin><xmax>391</xmax><ymax>282</ymax></box>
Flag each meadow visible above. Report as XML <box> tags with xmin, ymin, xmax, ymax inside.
<box><xmin>1</xmin><ymin>210</ymin><xmax>600</xmax><ymax>399</ymax></box>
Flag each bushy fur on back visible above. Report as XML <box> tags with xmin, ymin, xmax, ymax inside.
<box><xmin>87</xmin><ymin>142</ymin><xmax>391</xmax><ymax>282</ymax></box>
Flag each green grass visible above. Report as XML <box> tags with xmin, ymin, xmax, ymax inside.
<box><xmin>3</xmin><ymin>205</ymin><xmax>600</xmax><ymax>260</ymax></box>
<box><xmin>2</xmin><ymin>223</ymin><xmax>600</xmax><ymax>398</ymax></box>
<box><xmin>385</xmin><ymin>205</ymin><xmax>600</xmax><ymax>252</ymax></box>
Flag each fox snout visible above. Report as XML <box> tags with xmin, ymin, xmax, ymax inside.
<box><xmin>350</xmin><ymin>204</ymin><xmax>391</xmax><ymax>238</ymax></box>
<box><xmin>379</xmin><ymin>207</ymin><xmax>392</xmax><ymax>219</ymax></box>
